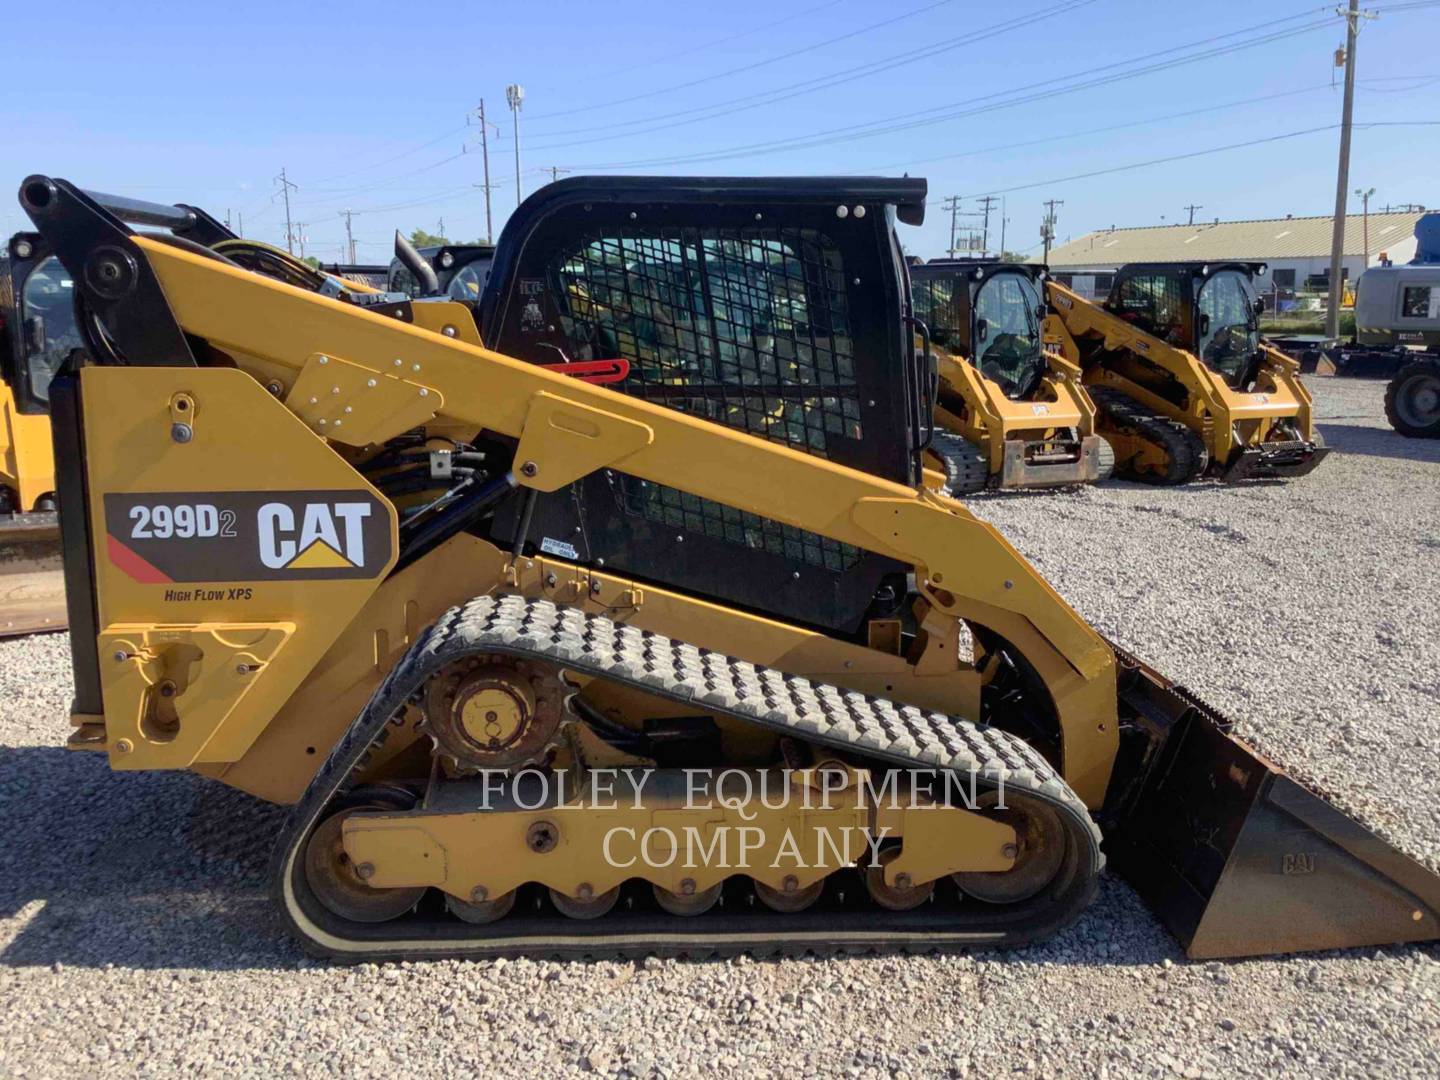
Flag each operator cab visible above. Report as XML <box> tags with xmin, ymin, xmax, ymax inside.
<box><xmin>1105</xmin><ymin>262</ymin><xmax>1267</xmax><ymax>389</ymax></box>
<box><xmin>909</xmin><ymin>259</ymin><xmax>1049</xmax><ymax>400</ymax></box>
<box><xmin>388</xmin><ymin>241</ymin><xmax>495</xmax><ymax>304</ymax></box>
<box><xmin>2</xmin><ymin>233</ymin><xmax>81</xmax><ymax>413</ymax></box>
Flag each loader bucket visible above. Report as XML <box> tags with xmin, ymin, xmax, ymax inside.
<box><xmin>1107</xmin><ymin>649</ymin><xmax>1440</xmax><ymax>959</ymax></box>
<box><xmin>0</xmin><ymin>513</ymin><xmax>65</xmax><ymax>636</ymax></box>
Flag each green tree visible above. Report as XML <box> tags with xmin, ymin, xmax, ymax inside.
<box><xmin>302</xmin><ymin>255</ymin><xmax>321</xmax><ymax>269</ymax></box>
<box><xmin>409</xmin><ymin>228</ymin><xmax>450</xmax><ymax>248</ymax></box>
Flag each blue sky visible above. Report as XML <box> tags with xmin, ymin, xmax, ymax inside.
<box><xmin>5</xmin><ymin>0</ymin><xmax>1435</xmax><ymax>260</ymax></box>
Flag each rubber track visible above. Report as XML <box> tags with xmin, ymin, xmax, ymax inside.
<box><xmin>931</xmin><ymin>431</ymin><xmax>991</xmax><ymax>495</ymax></box>
<box><xmin>1089</xmin><ymin>386</ymin><xmax>1208</xmax><ymax>485</ymax></box>
<box><xmin>272</xmin><ymin>595</ymin><xmax>1103</xmax><ymax>962</ymax></box>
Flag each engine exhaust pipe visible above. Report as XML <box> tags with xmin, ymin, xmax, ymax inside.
<box><xmin>393</xmin><ymin>230</ymin><xmax>439</xmax><ymax>296</ymax></box>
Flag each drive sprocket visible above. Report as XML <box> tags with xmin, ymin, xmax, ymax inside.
<box><xmin>420</xmin><ymin>654</ymin><xmax>567</xmax><ymax>772</ymax></box>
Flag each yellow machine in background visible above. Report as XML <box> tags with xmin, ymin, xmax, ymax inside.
<box><xmin>1047</xmin><ymin>263</ymin><xmax>1328</xmax><ymax>484</ymax></box>
<box><xmin>22</xmin><ymin>175</ymin><xmax>1438</xmax><ymax>962</ymax></box>
<box><xmin>0</xmin><ymin>234</ymin><xmax>70</xmax><ymax>634</ymax></box>
<box><xmin>910</xmin><ymin>259</ymin><xmax>1111</xmax><ymax>492</ymax></box>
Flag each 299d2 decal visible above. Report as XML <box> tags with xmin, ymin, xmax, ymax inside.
<box><xmin>103</xmin><ymin>491</ymin><xmax>393</xmax><ymax>584</ymax></box>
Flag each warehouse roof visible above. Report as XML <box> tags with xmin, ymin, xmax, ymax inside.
<box><xmin>1045</xmin><ymin>210</ymin><xmax>1428</xmax><ymax>268</ymax></box>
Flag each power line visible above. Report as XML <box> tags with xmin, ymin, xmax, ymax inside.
<box><xmin>474</xmin><ymin>99</ymin><xmax>497</xmax><ymax>245</ymax></box>
<box><xmin>594</xmin><ymin>0</ymin><xmax>850</xmax><ymax>82</ymax></box>
<box><xmin>341</xmin><ymin>209</ymin><xmax>356</xmax><ymax>263</ymax></box>
<box><xmin>524</xmin><ymin>0</ymin><xmax>963</xmax><ymax>122</ymax></box>
<box><xmin>523</xmin><ymin>0</ymin><xmax>1093</xmax><ymax>147</ymax></box>
<box><xmin>942</xmin><ymin>196</ymin><xmax>961</xmax><ymax>258</ymax></box>
<box><xmin>305</xmin><ymin>124</ymin><xmax>468</xmax><ymax>187</ymax></box>
<box><xmin>554</xmin><ymin>10</ymin><xmax>1338</xmax><ymax>169</ymax></box>
<box><xmin>1041</xmin><ymin>200</ymin><xmax>1064</xmax><ymax>263</ymax></box>
<box><xmin>1325</xmin><ymin>0</ymin><xmax>1376</xmax><ymax>340</ymax></box>
<box><xmin>274</xmin><ymin>168</ymin><xmax>298</xmax><ymax>254</ymax></box>
<box><xmin>951</xmin><ymin>121</ymin><xmax>1439</xmax><ymax>202</ymax></box>
<box><xmin>859</xmin><ymin>79</ymin><xmax>1388</xmax><ymax>173</ymax></box>
<box><xmin>975</xmin><ymin>196</ymin><xmax>999</xmax><ymax>254</ymax></box>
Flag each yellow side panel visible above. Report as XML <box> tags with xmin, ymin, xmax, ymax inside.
<box><xmin>0</xmin><ymin>381</ymin><xmax>55</xmax><ymax>509</ymax></box>
<box><xmin>80</xmin><ymin>366</ymin><xmax>396</xmax><ymax>770</ymax></box>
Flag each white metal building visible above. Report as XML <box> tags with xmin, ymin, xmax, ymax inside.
<box><xmin>1044</xmin><ymin>210</ymin><xmax>1428</xmax><ymax>299</ymax></box>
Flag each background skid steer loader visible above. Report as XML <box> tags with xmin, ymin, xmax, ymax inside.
<box><xmin>0</xmin><ymin>233</ymin><xmax>72</xmax><ymax>635</ymax></box>
<box><xmin>909</xmin><ymin>259</ymin><xmax>1112</xmax><ymax>494</ymax></box>
<box><xmin>22</xmin><ymin>174</ymin><xmax>1440</xmax><ymax>962</ymax></box>
<box><xmin>1047</xmin><ymin>262</ymin><xmax>1329</xmax><ymax>484</ymax></box>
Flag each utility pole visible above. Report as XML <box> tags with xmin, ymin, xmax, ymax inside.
<box><xmin>1184</xmin><ymin>203</ymin><xmax>1204</xmax><ymax>226</ymax></box>
<box><xmin>236</xmin><ymin>210</ymin><xmax>243</xmax><ymax>236</ymax></box>
<box><xmin>1355</xmin><ymin>186</ymin><xmax>1375</xmax><ymax>259</ymax></box>
<box><xmin>438</xmin><ymin>217</ymin><xmax>445</xmax><ymax>240</ymax></box>
<box><xmin>999</xmin><ymin>196</ymin><xmax>1008</xmax><ymax>259</ymax></box>
<box><xmin>543</xmin><ymin>166</ymin><xmax>570</xmax><ymax>184</ymax></box>
<box><xmin>274</xmin><ymin>167</ymin><xmax>298</xmax><ymax>254</ymax></box>
<box><xmin>1040</xmin><ymin>199</ymin><xmax>1064</xmax><ymax>264</ymax></box>
<box><xmin>341</xmin><ymin>209</ymin><xmax>356</xmax><ymax>263</ymax></box>
<box><xmin>506</xmin><ymin>84</ymin><xmax>525</xmax><ymax>208</ymax></box>
<box><xmin>1325</xmin><ymin>0</ymin><xmax>1376</xmax><ymax>340</ymax></box>
<box><xmin>293</xmin><ymin>222</ymin><xmax>308</xmax><ymax>259</ymax></box>
<box><xmin>474</xmin><ymin>99</ymin><xmax>497</xmax><ymax>244</ymax></box>
<box><xmin>942</xmin><ymin>196</ymin><xmax>961</xmax><ymax>258</ymax></box>
<box><xmin>975</xmin><ymin>196</ymin><xmax>998</xmax><ymax>255</ymax></box>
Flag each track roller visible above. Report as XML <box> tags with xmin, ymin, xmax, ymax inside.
<box><xmin>549</xmin><ymin>884</ymin><xmax>621</xmax><ymax>920</ymax></box>
<box><xmin>754</xmin><ymin>876</ymin><xmax>825</xmax><ymax>913</ymax></box>
<box><xmin>653</xmin><ymin>881</ymin><xmax>723</xmax><ymax>916</ymax></box>
<box><xmin>446</xmin><ymin>888</ymin><xmax>518</xmax><ymax>924</ymax></box>
<box><xmin>864</xmin><ymin>850</ymin><xmax>935</xmax><ymax>911</ymax></box>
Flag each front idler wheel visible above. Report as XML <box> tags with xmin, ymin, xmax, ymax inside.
<box><xmin>951</xmin><ymin>791</ymin><xmax>1066</xmax><ymax>904</ymax></box>
<box><xmin>302</xmin><ymin>789</ymin><xmax>426</xmax><ymax>923</ymax></box>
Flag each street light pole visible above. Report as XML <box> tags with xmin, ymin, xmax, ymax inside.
<box><xmin>1355</xmin><ymin>186</ymin><xmax>1375</xmax><ymax>261</ymax></box>
<box><xmin>506</xmin><ymin>84</ymin><xmax>525</xmax><ymax>209</ymax></box>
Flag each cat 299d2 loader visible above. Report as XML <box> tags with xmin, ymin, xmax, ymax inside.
<box><xmin>23</xmin><ymin>174</ymin><xmax>1439</xmax><ymax>962</ymax></box>
<box><xmin>909</xmin><ymin>259</ymin><xmax>1111</xmax><ymax>493</ymax></box>
<box><xmin>1047</xmin><ymin>263</ymin><xmax>1329</xmax><ymax>484</ymax></box>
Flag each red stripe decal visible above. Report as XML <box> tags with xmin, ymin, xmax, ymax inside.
<box><xmin>107</xmin><ymin>534</ymin><xmax>173</xmax><ymax>584</ymax></box>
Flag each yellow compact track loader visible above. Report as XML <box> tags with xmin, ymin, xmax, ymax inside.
<box><xmin>22</xmin><ymin>175</ymin><xmax>1439</xmax><ymax>962</ymax></box>
<box><xmin>0</xmin><ymin>233</ymin><xmax>73</xmax><ymax>634</ymax></box>
<box><xmin>909</xmin><ymin>259</ymin><xmax>1111</xmax><ymax>493</ymax></box>
<box><xmin>1047</xmin><ymin>263</ymin><xmax>1329</xmax><ymax>484</ymax></box>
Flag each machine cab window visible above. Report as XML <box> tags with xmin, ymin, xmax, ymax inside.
<box><xmin>911</xmin><ymin>274</ymin><xmax>961</xmax><ymax>349</ymax></box>
<box><xmin>17</xmin><ymin>255</ymin><xmax>81</xmax><ymax>408</ymax></box>
<box><xmin>1196</xmin><ymin>269</ymin><xmax>1260</xmax><ymax>388</ymax></box>
<box><xmin>1108</xmin><ymin>271</ymin><xmax>1189</xmax><ymax>345</ymax></box>
<box><xmin>973</xmin><ymin>271</ymin><xmax>1043</xmax><ymax>399</ymax></box>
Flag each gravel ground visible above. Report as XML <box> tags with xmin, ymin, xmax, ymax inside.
<box><xmin>1</xmin><ymin>377</ymin><xmax>1436</xmax><ymax>1079</ymax></box>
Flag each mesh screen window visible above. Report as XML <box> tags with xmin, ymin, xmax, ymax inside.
<box><xmin>550</xmin><ymin>227</ymin><xmax>865</xmax><ymax>570</ymax></box>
